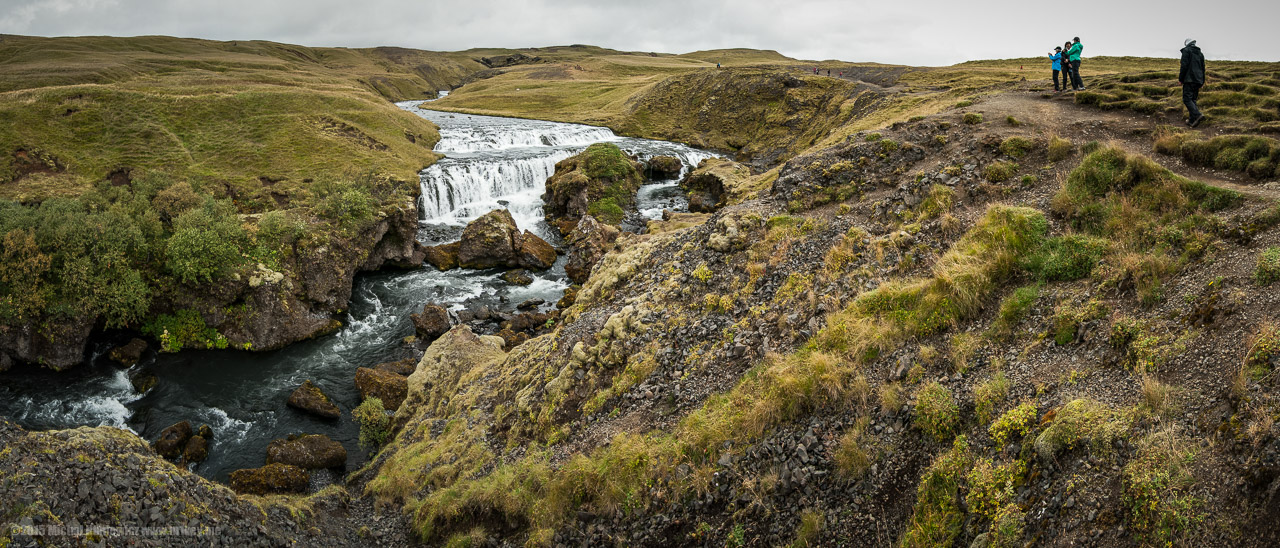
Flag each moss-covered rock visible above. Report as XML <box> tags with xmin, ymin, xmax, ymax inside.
<box><xmin>565</xmin><ymin>215</ymin><xmax>620</xmax><ymax>284</ymax></box>
<box><xmin>424</xmin><ymin>241</ymin><xmax>460</xmax><ymax>271</ymax></box>
<box><xmin>287</xmin><ymin>380</ymin><xmax>342</xmax><ymax>420</ymax></box>
<box><xmin>153</xmin><ymin>420</ymin><xmax>192</xmax><ymax>458</ymax></box>
<box><xmin>645</xmin><ymin>155</ymin><xmax>684</xmax><ymax>179</ymax></box>
<box><xmin>679</xmin><ymin>157</ymin><xmax>753</xmax><ymax>212</ymax></box>
<box><xmin>229</xmin><ymin>462</ymin><xmax>310</xmax><ymax>495</ymax></box>
<box><xmin>543</xmin><ymin>143</ymin><xmax>644</xmax><ymax>231</ymax></box>
<box><xmin>182</xmin><ymin>435</ymin><xmax>208</xmax><ymax>463</ymax></box>
<box><xmin>107</xmin><ymin>338</ymin><xmax>147</xmax><ymax>366</ymax></box>
<box><xmin>266</xmin><ymin>434</ymin><xmax>348</xmax><ymax>469</ymax></box>
<box><xmin>355</xmin><ymin>366</ymin><xmax>409</xmax><ymax>410</ymax></box>
<box><xmin>410</xmin><ymin>303</ymin><xmax>452</xmax><ymax>343</ymax></box>
<box><xmin>455</xmin><ymin>209</ymin><xmax>556</xmax><ymax>270</ymax></box>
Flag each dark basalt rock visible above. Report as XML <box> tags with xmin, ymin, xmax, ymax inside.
<box><xmin>266</xmin><ymin>434</ymin><xmax>347</xmax><ymax>469</ymax></box>
<box><xmin>424</xmin><ymin>241</ymin><xmax>460</xmax><ymax>271</ymax></box>
<box><xmin>153</xmin><ymin>421</ymin><xmax>193</xmax><ymax>458</ymax></box>
<box><xmin>645</xmin><ymin>155</ymin><xmax>684</xmax><ymax>179</ymax></box>
<box><xmin>229</xmin><ymin>463</ymin><xmax>310</xmax><ymax>495</ymax></box>
<box><xmin>501</xmin><ymin>269</ymin><xmax>535</xmax><ymax>286</ymax></box>
<box><xmin>456</xmin><ymin>209</ymin><xmax>556</xmax><ymax>270</ymax></box>
<box><xmin>410</xmin><ymin>303</ymin><xmax>452</xmax><ymax>343</ymax></box>
<box><xmin>107</xmin><ymin>338</ymin><xmax>147</xmax><ymax>367</ymax></box>
<box><xmin>183</xmin><ymin>435</ymin><xmax>209</xmax><ymax>463</ymax></box>
<box><xmin>564</xmin><ymin>215</ymin><xmax>620</xmax><ymax>285</ymax></box>
<box><xmin>287</xmin><ymin>380</ymin><xmax>341</xmax><ymax>420</ymax></box>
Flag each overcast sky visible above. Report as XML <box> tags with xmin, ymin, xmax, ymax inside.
<box><xmin>3</xmin><ymin>0</ymin><xmax>1277</xmax><ymax>66</ymax></box>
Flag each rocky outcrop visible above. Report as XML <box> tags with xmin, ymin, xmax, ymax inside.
<box><xmin>266</xmin><ymin>434</ymin><xmax>347</xmax><ymax>469</ymax></box>
<box><xmin>153</xmin><ymin>420</ymin><xmax>193</xmax><ymax>458</ymax></box>
<box><xmin>645</xmin><ymin>155</ymin><xmax>684</xmax><ymax>179</ymax></box>
<box><xmin>564</xmin><ymin>215</ymin><xmax>620</xmax><ymax>284</ymax></box>
<box><xmin>107</xmin><ymin>338</ymin><xmax>147</xmax><ymax>367</ymax></box>
<box><xmin>355</xmin><ymin>367</ymin><xmax>408</xmax><ymax>410</ymax></box>
<box><xmin>229</xmin><ymin>462</ymin><xmax>310</xmax><ymax>495</ymax></box>
<box><xmin>543</xmin><ymin>143</ymin><xmax>645</xmax><ymax>232</ymax></box>
<box><xmin>679</xmin><ymin>157</ymin><xmax>753</xmax><ymax>212</ymax></box>
<box><xmin>2</xmin><ymin>198</ymin><xmax>428</xmax><ymax>370</ymax></box>
<box><xmin>0</xmin><ymin>319</ymin><xmax>94</xmax><ymax>371</ymax></box>
<box><xmin>410</xmin><ymin>304</ymin><xmax>452</xmax><ymax>343</ymax></box>
<box><xmin>375</xmin><ymin>357</ymin><xmax>418</xmax><ymax>376</ymax></box>
<box><xmin>424</xmin><ymin>241</ymin><xmax>460</xmax><ymax>270</ymax></box>
<box><xmin>287</xmin><ymin>380</ymin><xmax>341</xmax><ymax>419</ymax></box>
<box><xmin>478</xmin><ymin>53</ymin><xmax>541</xmax><ymax>68</ymax></box>
<box><xmin>456</xmin><ymin>209</ymin><xmax>556</xmax><ymax>270</ymax></box>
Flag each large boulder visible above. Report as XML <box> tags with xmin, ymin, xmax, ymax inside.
<box><xmin>229</xmin><ymin>463</ymin><xmax>310</xmax><ymax>495</ymax></box>
<box><xmin>645</xmin><ymin>155</ymin><xmax>684</xmax><ymax>179</ymax></box>
<box><xmin>153</xmin><ymin>421</ymin><xmax>192</xmax><ymax>458</ymax></box>
<box><xmin>266</xmin><ymin>434</ymin><xmax>347</xmax><ymax>469</ymax></box>
<box><xmin>107</xmin><ymin>338</ymin><xmax>147</xmax><ymax>367</ymax></box>
<box><xmin>410</xmin><ymin>304</ymin><xmax>452</xmax><ymax>343</ymax></box>
<box><xmin>564</xmin><ymin>215</ymin><xmax>620</xmax><ymax>284</ymax></box>
<box><xmin>423</xmin><ymin>242</ymin><xmax>460</xmax><ymax>271</ymax></box>
<box><xmin>456</xmin><ymin>209</ymin><xmax>556</xmax><ymax>270</ymax></box>
<box><xmin>287</xmin><ymin>380</ymin><xmax>341</xmax><ymax>420</ymax></box>
<box><xmin>543</xmin><ymin>143</ymin><xmax>644</xmax><ymax>233</ymax></box>
<box><xmin>355</xmin><ymin>367</ymin><xmax>408</xmax><ymax>410</ymax></box>
<box><xmin>183</xmin><ymin>435</ymin><xmax>209</xmax><ymax>463</ymax></box>
<box><xmin>374</xmin><ymin>358</ymin><xmax>417</xmax><ymax>376</ymax></box>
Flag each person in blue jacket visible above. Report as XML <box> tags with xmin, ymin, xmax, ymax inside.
<box><xmin>1049</xmin><ymin>46</ymin><xmax>1065</xmax><ymax>92</ymax></box>
<box><xmin>1066</xmin><ymin>37</ymin><xmax>1085</xmax><ymax>90</ymax></box>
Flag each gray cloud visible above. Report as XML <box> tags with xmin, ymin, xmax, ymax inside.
<box><xmin>3</xmin><ymin>0</ymin><xmax>1277</xmax><ymax>65</ymax></box>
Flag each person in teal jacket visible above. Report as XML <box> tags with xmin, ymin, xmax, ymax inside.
<box><xmin>1067</xmin><ymin>37</ymin><xmax>1085</xmax><ymax>90</ymax></box>
<box><xmin>1049</xmin><ymin>47</ymin><xmax>1065</xmax><ymax>91</ymax></box>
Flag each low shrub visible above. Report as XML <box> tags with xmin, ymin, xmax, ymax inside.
<box><xmin>1123</xmin><ymin>431</ymin><xmax>1200</xmax><ymax>546</ymax></box>
<box><xmin>963</xmin><ymin>112</ymin><xmax>983</xmax><ymax>125</ymax></box>
<box><xmin>1257</xmin><ymin>247</ymin><xmax>1280</xmax><ymax>285</ymax></box>
<box><xmin>1022</xmin><ymin>234</ymin><xmax>1110</xmax><ymax>281</ymax></box>
<box><xmin>1047</xmin><ymin>136</ymin><xmax>1074</xmax><ymax>162</ymax></box>
<box><xmin>989</xmin><ymin>402</ymin><xmax>1037</xmax><ymax>446</ymax></box>
<box><xmin>915</xmin><ymin>381</ymin><xmax>960</xmax><ymax>441</ymax></box>
<box><xmin>353</xmin><ymin>397</ymin><xmax>391</xmax><ymax>449</ymax></box>
<box><xmin>984</xmin><ymin>161</ymin><xmax>1018</xmax><ymax>182</ymax></box>
<box><xmin>999</xmin><ymin>136</ymin><xmax>1034</xmax><ymax>158</ymax></box>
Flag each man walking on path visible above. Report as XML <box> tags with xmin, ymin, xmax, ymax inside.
<box><xmin>1067</xmin><ymin>37</ymin><xmax>1085</xmax><ymax>90</ymax></box>
<box><xmin>1180</xmin><ymin>38</ymin><xmax>1207</xmax><ymax>128</ymax></box>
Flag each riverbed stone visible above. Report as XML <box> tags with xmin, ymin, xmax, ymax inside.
<box><xmin>108</xmin><ymin>338</ymin><xmax>148</xmax><ymax>367</ymax></box>
<box><xmin>501</xmin><ymin>269</ymin><xmax>535</xmax><ymax>285</ymax></box>
<box><xmin>183</xmin><ymin>435</ymin><xmax>209</xmax><ymax>463</ymax></box>
<box><xmin>153</xmin><ymin>421</ymin><xmax>193</xmax><ymax>458</ymax></box>
<box><xmin>646</xmin><ymin>155</ymin><xmax>684</xmax><ymax>179</ymax></box>
<box><xmin>410</xmin><ymin>303</ymin><xmax>451</xmax><ymax>342</ymax></box>
<box><xmin>0</xmin><ymin>353</ymin><xmax>10</xmax><ymax>373</ymax></box>
<box><xmin>229</xmin><ymin>463</ymin><xmax>309</xmax><ymax>495</ymax></box>
<box><xmin>266</xmin><ymin>434</ymin><xmax>347</xmax><ymax>469</ymax></box>
<box><xmin>455</xmin><ymin>209</ymin><xmax>557</xmax><ymax>271</ymax></box>
<box><xmin>287</xmin><ymin>380</ymin><xmax>341</xmax><ymax>420</ymax></box>
<box><xmin>355</xmin><ymin>367</ymin><xmax>408</xmax><ymax>410</ymax></box>
<box><xmin>423</xmin><ymin>241</ymin><xmax>460</xmax><ymax>271</ymax></box>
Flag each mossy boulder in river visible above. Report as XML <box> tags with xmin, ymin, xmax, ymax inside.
<box><xmin>455</xmin><ymin>209</ymin><xmax>556</xmax><ymax>270</ymax></box>
<box><xmin>152</xmin><ymin>420</ymin><xmax>193</xmax><ymax>458</ymax></box>
<box><xmin>287</xmin><ymin>380</ymin><xmax>341</xmax><ymax>420</ymax></box>
<box><xmin>543</xmin><ymin>142</ymin><xmax>644</xmax><ymax>233</ymax></box>
<box><xmin>410</xmin><ymin>303</ymin><xmax>452</xmax><ymax>343</ymax></box>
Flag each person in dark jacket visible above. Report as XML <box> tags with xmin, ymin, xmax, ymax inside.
<box><xmin>1180</xmin><ymin>38</ymin><xmax>1207</xmax><ymax>128</ymax></box>
<box><xmin>1067</xmin><ymin>37</ymin><xmax>1085</xmax><ymax>90</ymax></box>
<box><xmin>1060</xmin><ymin>41</ymin><xmax>1076</xmax><ymax>90</ymax></box>
<box><xmin>1049</xmin><ymin>47</ymin><xmax>1065</xmax><ymax>91</ymax></box>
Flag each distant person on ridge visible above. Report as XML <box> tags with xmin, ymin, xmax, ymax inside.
<box><xmin>1049</xmin><ymin>46</ymin><xmax>1064</xmax><ymax>91</ymax></box>
<box><xmin>1180</xmin><ymin>38</ymin><xmax>1207</xmax><ymax>128</ymax></box>
<box><xmin>1067</xmin><ymin>37</ymin><xmax>1085</xmax><ymax>90</ymax></box>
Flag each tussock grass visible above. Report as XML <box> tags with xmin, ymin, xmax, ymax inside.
<box><xmin>1123</xmin><ymin>429</ymin><xmax>1200</xmax><ymax>546</ymax></box>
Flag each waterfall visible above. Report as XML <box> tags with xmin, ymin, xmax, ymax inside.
<box><xmin>434</xmin><ymin>124</ymin><xmax>618</xmax><ymax>154</ymax></box>
<box><xmin>418</xmin><ymin>150</ymin><xmax>572</xmax><ymax>229</ymax></box>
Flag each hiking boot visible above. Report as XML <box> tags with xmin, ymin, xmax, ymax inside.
<box><xmin>1190</xmin><ymin>114</ymin><xmax>1205</xmax><ymax>128</ymax></box>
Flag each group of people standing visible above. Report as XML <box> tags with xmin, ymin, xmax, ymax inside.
<box><xmin>1048</xmin><ymin>37</ymin><xmax>1085</xmax><ymax>92</ymax></box>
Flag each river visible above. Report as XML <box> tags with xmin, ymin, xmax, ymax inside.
<box><xmin>0</xmin><ymin>100</ymin><xmax>716</xmax><ymax>483</ymax></box>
